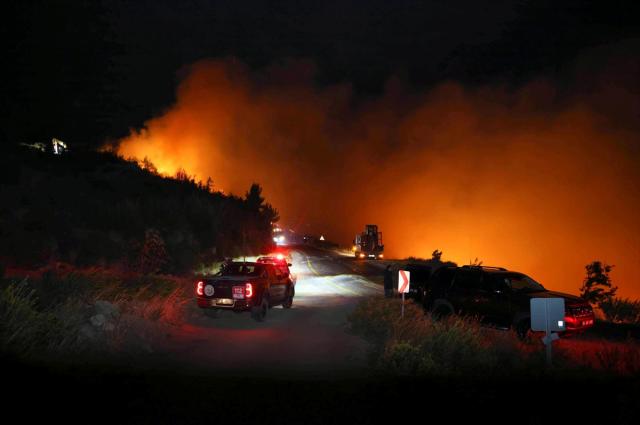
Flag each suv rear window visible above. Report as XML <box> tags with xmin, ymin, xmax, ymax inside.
<box><xmin>507</xmin><ymin>273</ymin><xmax>545</xmax><ymax>293</ymax></box>
<box><xmin>220</xmin><ymin>264</ymin><xmax>265</xmax><ymax>277</ymax></box>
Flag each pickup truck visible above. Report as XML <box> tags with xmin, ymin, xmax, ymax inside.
<box><xmin>196</xmin><ymin>261</ymin><xmax>295</xmax><ymax>321</ymax></box>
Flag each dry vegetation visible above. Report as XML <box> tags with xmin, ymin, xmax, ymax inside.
<box><xmin>348</xmin><ymin>297</ymin><xmax>640</xmax><ymax>377</ymax></box>
<box><xmin>0</xmin><ymin>264</ymin><xmax>191</xmax><ymax>360</ymax></box>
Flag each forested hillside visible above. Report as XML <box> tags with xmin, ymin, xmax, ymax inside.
<box><xmin>0</xmin><ymin>145</ymin><xmax>277</xmax><ymax>273</ymax></box>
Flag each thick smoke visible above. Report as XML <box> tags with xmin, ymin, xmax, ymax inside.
<box><xmin>115</xmin><ymin>51</ymin><xmax>640</xmax><ymax>298</ymax></box>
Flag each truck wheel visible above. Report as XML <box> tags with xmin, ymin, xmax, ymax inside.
<box><xmin>282</xmin><ymin>286</ymin><xmax>294</xmax><ymax>309</ymax></box>
<box><xmin>251</xmin><ymin>296</ymin><xmax>268</xmax><ymax>322</ymax></box>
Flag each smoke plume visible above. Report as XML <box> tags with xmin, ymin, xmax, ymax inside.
<box><xmin>115</xmin><ymin>48</ymin><xmax>640</xmax><ymax>298</ymax></box>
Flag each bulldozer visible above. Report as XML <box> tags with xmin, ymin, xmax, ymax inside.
<box><xmin>353</xmin><ymin>224</ymin><xmax>384</xmax><ymax>259</ymax></box>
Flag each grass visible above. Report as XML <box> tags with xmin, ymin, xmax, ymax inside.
<box><xmin>554</xmin><ymin>338</ymin><xmax>640</xmax><ymax>375</ymax></box>
<box><xmin>348</xmin><ymin>296</ymin><xmax>640</xmax><ymax>378</ymax></box>
<box><xmin>0</xmin><ymin>265</ymin><xmax>191</xmax><ymax>359</ymax></box>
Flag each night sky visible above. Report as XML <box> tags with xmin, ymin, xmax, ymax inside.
<box><xmin>3</xmin><ymin>0</ymin><xmax>639</xmax><ymax>147</ymax></box>
<box><xmin>3</xmin><ymin>1</ymin><xmax>640</xmax><ymax>297</ymax></box>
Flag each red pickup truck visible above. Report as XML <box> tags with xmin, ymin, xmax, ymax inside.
<box><xmin>196</xmin><ymin>261</ymin><xmax>295</xmax><ymax>321</ymax></box>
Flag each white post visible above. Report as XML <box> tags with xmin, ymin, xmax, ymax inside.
<box><xmin>545</xmin><ymin>302</ymin><xmax>552</xmax><ymax>366</ymax></box>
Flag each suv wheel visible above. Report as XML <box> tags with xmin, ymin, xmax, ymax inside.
<box><xmin>431</xmin><ymin>300</ymin><xmax>454</xmax><ymax>319</ymax></box>
<box><xmin>251</xmin><ymin>296</ymin><xmax>269</xmax><ymax>322</ymax></box>
<box><xmin>282</xmin><ymin>286</ymin><xmax>294</xmax><ymax>309</ymax></box>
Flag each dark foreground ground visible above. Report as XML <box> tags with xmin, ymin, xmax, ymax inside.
<box><xmin>3</xmin><ymin>246</ymin><xmax>639</xmax><ymax>423</ymax></box>
<box><xmin>3</xmin><ymin>353</ymin><xmax>639</xmax><ymax>425</ymax></box>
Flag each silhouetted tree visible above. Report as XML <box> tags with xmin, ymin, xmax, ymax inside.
<box><xmin>245</xmin><ymin>183</ymin><xmax>265</xmax><ymax>213</ymax></box>
<box><xmin>262</xmin><ymin>202</ymin><xmax>280</xmax><ymax>225</ymax></box>
<box><xmin>431</xmin><ymin>249</ymin><xmax>443</xmax><ymax>262</ymax></box>
<box><xmin>580</xmin><ymin>261</ymin><xmax>618</xmax><ymax>306</ymax></box>
<box><xmin>141</xmin><ymin>157</ymin><xmax>158</xmax><ymax>174</ymax></box>
<box><xmin>175</xmin><ymin>168</ymin><xmax>192</xmax><ymax>182</ymax></box>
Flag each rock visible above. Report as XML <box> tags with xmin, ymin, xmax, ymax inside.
<box><xmin>90</xmin><ymin>313</ymin><xmax>106</xmax><ymax>328</ymax></box>
<box><xmin>94</xmin><ymin>300</ymin><xmax>120</xmax><ymax>318</ymax></box>
<box><xmin>79</xmin><ymin>324</ymin><xmax>98</xmax><ymax>341</ymax></box>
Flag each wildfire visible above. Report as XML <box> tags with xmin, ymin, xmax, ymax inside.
<box><xmin>112</xmin><ymin>58</ymin><xmax>640</xmax><ymax>299</ymax></box>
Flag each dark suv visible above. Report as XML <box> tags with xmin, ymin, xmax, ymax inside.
<box><xmin>424</xmin><ymin>265</ymin><xmax>595</xmax><ymax>338</ymax></box>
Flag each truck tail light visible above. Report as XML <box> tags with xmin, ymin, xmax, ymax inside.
<box><xmin>245</xmin><ymin>283</ymin><xmax>253</xmax><ymax>298</ymax></box>
<box><xmin>196</xmin><ymin>281</ymin><xmax>204</xmax><ymax>296</ymax></box>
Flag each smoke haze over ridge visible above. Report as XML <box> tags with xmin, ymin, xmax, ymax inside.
<box><xmin>114</xmin><ymin>45</ymin><xmax>640</xmax><ymax>298</ymax></box>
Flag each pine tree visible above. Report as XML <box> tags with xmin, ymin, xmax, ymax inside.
<box><xmin>245</xmin><ymin>183</ymin><xmax>265</xmax><ymax>212</ymax></box>
<box><xmin>580</xmin><ymin>261</ymin><xmax>618</xmax><ymax>305</ymax></box>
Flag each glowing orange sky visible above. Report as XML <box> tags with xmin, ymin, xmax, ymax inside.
<box><xmin>115</xmin><ymin>58</ymin><xmax>640</xmax><ymax>299</ymax></box>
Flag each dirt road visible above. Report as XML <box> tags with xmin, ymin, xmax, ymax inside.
<box><xmin>158</xmin><ymin>246</ymin><xmax>383</xmax><ymax>377</ymax></box>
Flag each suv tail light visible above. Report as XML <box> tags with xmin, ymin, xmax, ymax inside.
<box><xmin>196</xmin><ymin>281</ymin><xmax>204</xmax><ymax>296</ymax></box>
<box><xmin>245</xmin><ymin>283</ymin><xmax>253</xmax><ymax>298</ymax></box>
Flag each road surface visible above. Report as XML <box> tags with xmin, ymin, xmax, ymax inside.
<box><xmin>158</xmin><ymin>245</ymin><xmax>384</xmax><ymax>377</ymax></box>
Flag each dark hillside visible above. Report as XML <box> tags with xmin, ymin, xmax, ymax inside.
<box><xmin>0</xmin><ymin>145</ymin><xmax>276</xmax><ymax>273</ymax></box>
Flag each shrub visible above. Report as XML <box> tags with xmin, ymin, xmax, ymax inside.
<box><xmin>348</xmin><ymin>297</ymin><xmax>526</xmax><ymax>376</ymax></box>
<box><xmin>418</xmin><ymin>315</ymin><xmax>497</xmax><ymax>375</ymax></box>
<box><xmin>599</xmin><ymin>298</ymin><xmax>640</xmax><ymax>324</ymax></box>
<box><xmin>381</xmin><ymin>341</ymin><xmax>436</xmax><ymax>375</ymax></box>
<box><xmin>139</xmin><ymin>228</ymin><xmax>170</xmax><ymax>274</ymax></box>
